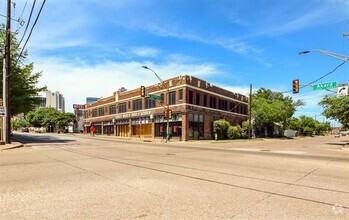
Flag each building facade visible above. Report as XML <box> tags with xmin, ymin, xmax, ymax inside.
<box><xmin>83</xmin><ymin>75</ymin><xmax>248</xmax><ymax>141</ymax></box>
<box><xmin>46</xmin><ymin>91</ymin><xmax>65</xmax><ymax>112</ymax></box>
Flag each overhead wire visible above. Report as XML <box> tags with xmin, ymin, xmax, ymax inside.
<box><xmin>17</xmin><ymin>0</ymin><xmax>36</xmax><ymax>48</ymax></box>
<box><xmin>280</xmin><ymin>60</ymin><xmax>347</xmax><ymax>94</ymax></box>
<box><xmin>14</xmin><ymin>0</ymin><xmax>28</xmax><ymax>34</ymax></box>
<box><xmin>14</xmin><ymin>0</ymin><xmax>45</xmax><ymax>67</ymax></box>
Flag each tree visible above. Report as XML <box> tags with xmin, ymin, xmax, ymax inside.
<box><xmin>315</xmin><ymin>122</ymin><xmax>331</xmax><ymax>135</ymax></box>
<box><xmin>0</xmin><ymin>24</ymin><xmax>46</xmax><ymax>115</ymax></box>
<box><xmin>213</xmin><ymin>119</ymin><xmax>230</xmax><ymax>139</ymax></box>
<box><xmin>11</xmin><ymin>119</ymin><xmax>27</xmax><ymax>131</ymax></box>
<box><xmin>54</xmin><ymin>113</ymin><xmax>76</xmax><ymax>131</ymax></box>
<box><xmin>252</xmin><ymin>88</ymin><xmax>303</xmax><ymax>137</ymax></box>
<box><xmin>299</xmin><ymin>115</ymin><xmax>317</xmax><ymax>136</ymax></box>
<box><xmin>319</xmin><ymin>95</ymin><xmax>349</xmax><ymax>129</ymax></box>
<box><xmin>26</xmin><ymin>108</ymin><xmax>76</xmax><ymax>132</ymax></box>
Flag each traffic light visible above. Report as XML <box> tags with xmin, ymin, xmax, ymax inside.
<box><xmin>292</xmin><ymin>79</ymin><xmax>299</xmax><ymax>94</ymax></box>
<box><xmin>168</xmin><ymin>110</ymin><xmax>172</xmax><ymax>119</ymax></box>
<box><xmin>164</xmin><ymin>109</ymin><xmax>168</xmax><ymax>119</ymax></box>
<box><xmin>140</xmin><ymin>86</ymin><xmax>146</xmax><ymax>97</ymax></box>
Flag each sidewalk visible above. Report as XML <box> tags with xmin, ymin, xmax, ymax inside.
<box><xmin>0</xmin><ymin>140</ymin><xmax>24</xmax><ymax>151</ymax></box>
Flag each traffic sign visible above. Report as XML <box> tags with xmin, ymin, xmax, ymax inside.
<box><xmin>312</xmin><ymin>82</ymin><xmax>337</xmax><ymax>91</ymax></box>
<box><xmin>337</xmin><ymin>85</ymin><xmax>348</xmax><ymax>97</ymax></box>
<box><xmin>149</xmin><ymin>94</ymin><xmax>161</xmax><ymax>101</ymax></box>
<box><xmin>0</xmin><ymin>106</ymin><xmax>6</xmax><ymax>116</ymax></box>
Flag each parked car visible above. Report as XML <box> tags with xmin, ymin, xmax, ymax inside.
<box><xmin>334</xmin><ymin>133</ymin><xmax>341</xmax><ymax>138</ymax></box>
<box><xmin>21</xmin><ymin>127</ymin><xmax>29</xmax><ymax>132</ymax></box>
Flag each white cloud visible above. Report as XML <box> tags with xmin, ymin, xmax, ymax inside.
<box><xmin>131</xmin><ymin>47</ymin><xmax>160</xmax><ymax>57</ymax></box>
<box><xmin>33</xmin><ymin>57</ymin><xmax>221</xmax><ymax>113</ymax></box>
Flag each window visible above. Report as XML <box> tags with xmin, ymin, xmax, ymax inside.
<box><xmin>160</xmin><ymin>94</ymin><xmax>164</xmax><ymax>103</ymax></box>
<box><xmin>230</xmin><ymin>102</ymin><xmax>235</xmax><ymax>112</ymax></box>
<box><xmin>145</xmin><ymin>98</ymin><xmax>156</xmax><ymax>109</ymax></box>
<box><xmin>219</xmin><ymin>99</ymin><xmax>228</xmax><ymax>111</ymax></box>
<box><xmin>196</xmin><ymin>93</ymin><xmax>200</xmax><ymax>105</ymax></box>
<box><xmin>179</xmin><ymin>89</ymin><xmax>183</xmax><ymax>100</ymax></box>
<box><xmin>98</xmin><ymin>108</ymin><xmax>104</xmax><ymax>116</ymax></box>
<box><xmin>203</xmin><ymin>95</ymin><xmax>207</xmax><ymax>107</ymax></box>
<box><xmin>132</xmin><ymin>99</ymin><xmax>142</xmax><ymax>111</ymax></box>
<box><xmin>169</xmin><ymin>91</ymin><xmax>176</xmax><ymax>105</ymax></box>
<box><xmin>92</xmin><ymin>109</ymin><xmax>97</xmax><ymax>117</ymax></box>
<box><xmin>210</xmin><ymin>96</ymin><xmax>216</xmax><ymax>109</ymax></box>
<box><xmin>109</xmin><ymin>105</ymin><xmax>116</xmax><ymax>114</ymax></box>
<box><xmin>189</xmin><ymin>91</ymin><xmax>194</xmax><ymax>104</ymax></box>
<box><xmin>118</xmin><ymin>102</ymin><xmax>126</xmax><ymax>113</ymax></box>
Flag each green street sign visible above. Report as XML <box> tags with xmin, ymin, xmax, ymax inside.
<box><xmin>312</xmin><ymin>82</ymin><xmax>337</xmax><ymax>91</ymax></box>
<box><xmin>149</xmin><ymin>94</ymin><xmax>161</xmax><ymax>101</ymax></box>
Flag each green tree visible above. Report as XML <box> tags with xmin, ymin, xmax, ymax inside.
<box><xmin>213</xmin><ymin>119</ymin><xmax>230</xmax><ymax>139</ymax></box>
<box><xmin>315</xmin><ymin>122</ymin><xmax>331</xmax><ymax>135</ymax></box>
<box><xmin>0</xmin><ymin>24</ymin><xmax>46</xmax><ymax>115</ymax></box>
<box><xmin>319</xmin><ymin>95</ymin><xmax>349</xmax><ymax>129</ymax></box>
<box><xmin>11</xmin><ymin>119</ymin><xmax>27</xmax><ymax>131</ymax></box>
<box><xmin>54</xmin><ymin>112</ymin><xmax>76</xmax><ymax>131</ymax></box>
<box><xmin>299</xmin><ymin>115</ymin><xmax>317</xmax><ymax>136</ymax></box>
<box><xmin>289</xmin><ymin>117</ymin><xmax>302</xmax><ymax>132</ymax></box>
<box><xmin>252</xmin><ymin>88</ymin><xmax>303</xmax><ymax>137</ymax></box>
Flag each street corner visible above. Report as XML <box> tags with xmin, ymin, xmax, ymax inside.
<box><xmin>0</xmin><ymin>141</ymin><xmax>24</xmax><ymax>151</ymax></box>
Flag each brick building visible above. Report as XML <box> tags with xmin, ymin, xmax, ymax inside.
<box><xmin>83</xmin><ymin>75</ymin><xmax>248</xmax><ymax>141</ymax></box>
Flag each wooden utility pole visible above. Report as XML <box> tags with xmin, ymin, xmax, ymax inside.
<box><xmin>5</xmin><ymin>0</ymin><xmax>11</xmax><ymax>143</ymax></box>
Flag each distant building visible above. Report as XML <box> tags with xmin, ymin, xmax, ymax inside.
<box><xmin>46</xmin><ymin>91</ymin><xmax>65</xmax><ymax>112</ymax></box>
<box><xmin>86</xmin><ymin>97</ymin><xmax>99</xmax><ymax>104</ymax></box>
<box><xmin>73</xmin><ymin>104</ymin><xmax>85</xmax><ymax>133</ymax></box>
<box><xmin>37</xmin><ymin>97</ymin><xmax>46</xmax><ymax>108</ymax></box>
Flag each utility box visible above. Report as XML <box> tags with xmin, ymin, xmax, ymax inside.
<box><xmin>284</xmin><ymin>129</ymin><xmax>297</xmax><ymax>138</ymax></box>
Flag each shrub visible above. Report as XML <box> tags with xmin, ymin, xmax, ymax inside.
<box><xmin>227</xmin><ymin>125</ymin><xmax>245</xmax><ymax>139</ymax></box>
<box><xmin>213</xmin><ymin>119</ymin><xmax>231</xmax><ymax>139</ymax></box>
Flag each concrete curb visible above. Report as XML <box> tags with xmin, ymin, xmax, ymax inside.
<box><xmin>0</xmin><ymin>139</ymin><xmax>25</xmax><ymax>151</ymax></box>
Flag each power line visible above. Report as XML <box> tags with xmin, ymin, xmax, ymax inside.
<box><xmin>15</xmin><ymin>0</ymin><xmax>45</xmax><ymax>66</ymax></box>
<box><xmin>17</xmin><ymin>0</ymin><xmax>35</xmax><ymax>48</ymax></box>
<box><xmin>14</xmin><ymin>0</ymin><xmax>28</xmax><ymax>33</ymax></box>
<box><xmin>281</xmin><ymin>60</ymin><xmax>347</xmax><ymax>94</ymax></box>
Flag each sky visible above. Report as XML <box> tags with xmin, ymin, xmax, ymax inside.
<box><xmin>1</xmin><ymin>0</ymin><xmax>349</xmax><ymax>124</ymax></box>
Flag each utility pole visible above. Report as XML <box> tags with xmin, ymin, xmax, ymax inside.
<box><xmin>248</xmin><ymin>84</ymin><xmax>252</xmax><ymax>139</ymax></box>
<box><xmin>5</xmin><ymin>0</ymin><xmax>11</xmax><ymax>144</ymax></box>
<box><xmin>2</xmin><ymin>59</ymin><xmax>6</xmax><ymax>144</ymax></box>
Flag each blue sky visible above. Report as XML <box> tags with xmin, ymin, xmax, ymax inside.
<box><xmin>1</xmin><ymin>0</ymin><xmax>349</xmax><ymax>122</ymax></box>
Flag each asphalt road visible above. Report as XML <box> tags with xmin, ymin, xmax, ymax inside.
<box><xmin>1</xmin><ymin>133</ymin><xmax>349</xmax><ymax>219</ymax></box>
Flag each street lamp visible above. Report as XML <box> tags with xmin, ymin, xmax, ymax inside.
<box><xmin>142</xmin><ymin>66</ymin><xmax>170</xmax><ymax>142</ymax></box>
<box><xmin>299</xmin><ymin>49</ymin><xmax>349</xmax><ymax>63</ymax></box>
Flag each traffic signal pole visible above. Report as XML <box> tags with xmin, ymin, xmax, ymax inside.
<box><xmin>141</xmin><ymin>66</ymin><xmax>171</xmax><ymax>142</ymax></box>
<box><xmin>165</xmin><ymin>85</ymin><xmax>170</xmax><ymax>142</ymax></box>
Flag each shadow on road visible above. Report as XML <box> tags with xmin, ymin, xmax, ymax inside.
<box><xmin>12</xmin><ymin>133</ymin><xmax>76</xmax><ymax>145</ymax></box>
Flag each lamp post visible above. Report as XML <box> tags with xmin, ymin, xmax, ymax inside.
<box><xmin>142</xmin><ymin>66</ymin><xmax>170</xmax><ymax>142</ymax></box>
<box><xmin>299</xmin><ymin>49</ymin><xmax>349</xmax><ymax>63</ymax></box>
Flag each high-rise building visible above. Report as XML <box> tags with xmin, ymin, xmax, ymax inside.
<box><xmin>46</xmin><ymin>91</ymin><xmax>65</xmax><ymax>112</ymax></box>
<box><xmin>86</xmin><ymin>97</ymin><xmax>99</xmax><ymax>104</ymax></box>
<box><xmin>37</xmin><ymin>97</ymin><xmax>46</xmax><ymax>108</ymax></box>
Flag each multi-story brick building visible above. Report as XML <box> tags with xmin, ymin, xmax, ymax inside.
<box><xmin>83</xmin><ymin>75</ymin><xmax>248</xmax><ymax>141</ymax></box>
